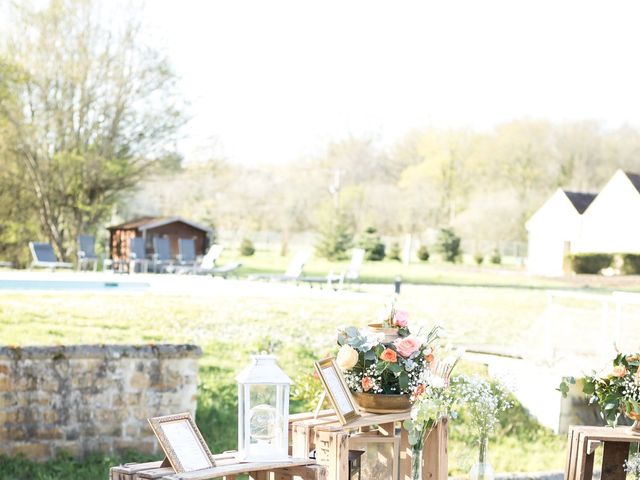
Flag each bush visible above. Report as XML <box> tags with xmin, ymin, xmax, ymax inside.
<box><xmin>474</xmin><ymin>252</ymin><xmax>484</xmax><ymax>265</ymax></box>
<box><xmin>315</xmin><ymin>213</ymin><xmax>354</xmax><ymax>261</ymax></box>
<box><xmin>490</xmin><ymin>249</ymin><xmax>502</xmax><ymax>265</ymax></box>
<box><xmin>436</xmin><ymin>228</ymin><xmax>462</xmax><ymax>262</ymax></box>
<box><xmin>417</xmin><ymin>245</ymin><xmax>430</xmax><ymax>262</ymax></box>
<box><xmin>359</xmin><ymin>226</ymin><xmax>385</xmax><ymax>261</ymax></box>
<box><xmin>622</xmin><ymin>254</ymin><xmax>640</xmax><ymax>275</ymax></box>
<box><xmin>569</xmin><ymin>253</ymin><xmax>613</xmax><ymax>274</ymax></box>
<box><xmin>388</xmin><ymin>242</ymin><xmax>402</xmax><ymax>261</ymax></box>
<box><xmin>239</xmin><ymin>238</ymin><xmax>255</xmax><ymax>256</ymax></box>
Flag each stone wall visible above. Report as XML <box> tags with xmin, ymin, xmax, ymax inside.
<box><xmin>0</xmin><ymin>344</ymin><xmax>202</xmax><ymax>460</ymax></box>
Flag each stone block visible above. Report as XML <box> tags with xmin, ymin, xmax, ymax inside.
<box><xmin>10</xmin><ymin>442</ymin><xmax>51</xmax><ymax>460</ymax></box>
<box><xmin>129</xmin><ymin>371</ymin><xmax>150</xmax><ymax>390</ymax></box>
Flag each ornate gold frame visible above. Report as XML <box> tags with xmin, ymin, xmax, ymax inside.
<box><xmin>147</xmin><ymin>412</ymin><xmax>216</xmax><ymax>473</ymax></box>
<box><xmin>314</xmin><ymin>357</ymin><xmax>361</xmax><ymax>425</ymax></box>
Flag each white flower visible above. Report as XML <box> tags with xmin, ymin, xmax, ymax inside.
<box><xmin>336</xmin><ymin>344</ymin><xmax>359</xmax><ymax>370</ymax></box>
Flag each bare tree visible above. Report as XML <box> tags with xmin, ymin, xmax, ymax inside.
<box><xmin>0</xmin><ymin>0</ymin><xmax>184</xmax><ymax>259</ymax></box>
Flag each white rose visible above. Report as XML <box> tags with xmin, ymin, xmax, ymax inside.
<box><xmin>336</xmin><ymin>344</ymin><xmax>359</xmax><ymax>370</ymax></box>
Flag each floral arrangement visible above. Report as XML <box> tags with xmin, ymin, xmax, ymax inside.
<box><xmin>454</xmin><ymin>375</ymin><xmax>512</xmax><ymax>442</ymax></box>
<box><xmin>559</xmin><ymin>352</ymin><xmax>640</xmax><ymax>426</ymax></box>
<box><xmin>625</xmin><ymin>453</ymin><xmax>640</xmax><ymax>480</ymax></box>
<box><xmin>335</xmin><ymin>302</ymin><xmax>439</xmax><ymax>395</ymax></box>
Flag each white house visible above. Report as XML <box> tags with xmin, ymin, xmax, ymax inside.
<box><xmin>526</xmin><ymin>170</ymin><xmax>640</xmax><ymax>276</ymax></box>
<box><xmin>525</xmin><ymin>189</ymin><xmax>596</xmax><ymax>276</ymax></box>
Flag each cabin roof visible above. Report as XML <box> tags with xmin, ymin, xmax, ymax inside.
<box><xmin>108</xmin><ymin>216</ymin><xmax>212</xmax><ymax>233</ymax></box>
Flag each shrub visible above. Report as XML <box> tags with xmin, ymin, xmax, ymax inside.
<box><xmin>359</xmin><ymin>226</ymin><xmax>385</xmax><ymax>261</ymax></box>
<box><xmin>569</xmin><ymin>253</ymin><xmax>613</xmax><ymax>274</ymax></box>
<box><xmin>436</xmin><ymin>228</ymin><xmax>462</xmax><ymax>262</ymax></box>
<box><xmin>388</xmin><ymin>242</ymin><xmax>402</xmax><ymax>261</ymax></box>
<box><xmin>239</xmin><ymin>238</ymin><xmax>255</xmax><ymax>256</ymax></box>
<box><xmin>315</xmin><ymin>213</ymin><xmax>354</xmax><ymax>261</ymax></box>
<box><xmin>417</xmin><ymin>245</ymin><xmax>430</xmax><ymax>262</ymax></box>
<box><xmin>622</xmin><ymin>254</ymin><xmax>640</xmax><ymax>275</ymax></box>
<box><xmin>490</xmin><ymin>249</ymin><xmax>502</xmax><ymax>265</ymax></box>
<box><xmin>474</xmin><ymin>252</ymin><xmax>484</xmax><ymax>265</ymax></box>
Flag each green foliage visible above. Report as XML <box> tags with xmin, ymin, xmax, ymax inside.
<box><xmin>239</xmin><ymin>238</ymin><xmax>256</xmax><ymax>256</ymax></box>
<box><xmin>436</xmin><ymin>228</ymin><xmax>462</xmax><ymax>263</ymax></box>
<box><xmin>473</xmin><ymin>252</ymin><xmax>484</xmax><ymax>265</ymax></box>
<box><xmin>490</xmin><ymin>249</ymin><xmax>502</xmax><ymax>265</ymax></box>
<box><xmin>359</xmin><ymin>226</ymin><xmax>386</xmax><ymax>261</ymax></box>
<box><xmin>315</xmin><ymin>213</ymin><xmax>354</xmax><ymax>261</ymax></box>
<box><xmin>388</xmin><ymin>242</ymin><xmax>402</xmax><ymax>261</ymax></box>
<box><xmin>569</xmin><ymin>253</ymin><xmax>613</xmax><ymax>274</ymax></box>
<box><xmin>622</xmin><ymin>254</ymin><xmax>640</xmax><ymax>275</ymax></box>
<box><xmin>417</xmin><ymin>245</ymin><xmax>430</xmax><ymax>262</ymax></box>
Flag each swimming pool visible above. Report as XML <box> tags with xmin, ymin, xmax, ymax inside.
<box><xmin>0</xmin><ymin>276</ymin><xmax>150</xmax><ymax>292</ymax></box>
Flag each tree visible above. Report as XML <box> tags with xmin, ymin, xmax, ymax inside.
<box><xmin>315</xmin><ymin>211</ymin><xmax>354</xmax><ymax>261</ymax></box>
<box><xmin>359</xmin><ymin>226</ymin><xmax>385</xmax><ymax>261</ymax></box>
<box><xmin>0</xmin><ymin>0</ymin><xmax>184</xmax><ymax>260</ymax></box>
<box><xmin>436</xmin><ymin>228</ymin><xmax>461</xmax><ymax>263</ymax></box>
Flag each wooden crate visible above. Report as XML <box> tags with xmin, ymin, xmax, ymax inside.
<box><xmin>291</xmin><ymin>411</ymin><xmax>448</xmax><ymax>480</ymax></box>
<box><xmin>565</xmin><ymin>425</ymin><xmax>640</xmax><ymax>480</ymax></box>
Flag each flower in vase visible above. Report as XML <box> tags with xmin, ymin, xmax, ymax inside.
<box><xmin>393</xmin><ymin>310</ymin><xmax>409</xmax><ymax>327</ymax></box>
<box><xmin>336</xmin><ymin>344</ymin><xmax>359</xmax><ymax>370</ymax></box>
<box><xmin>424</xmin><ymin>347</ymin><xmax>435</xmax><ymax>363</ymax></box>
<box><xmin>394</xmin><ymin>336</ymin><xmax>422</xmax><ymax>357</ymax></box>
<box><xmin>611</xmin><ymin>365</ymin><xmax>627</xmax><ymax>378</ymax></box>
<box><xmin>380</xmin><ymin>348</ymin><xmax>398</xmax><ymax>363</ymax></box>
<box><xmin>362</xmin><ymin>376</ymin><xmax>374</xmax><ymax>392</ymax></box>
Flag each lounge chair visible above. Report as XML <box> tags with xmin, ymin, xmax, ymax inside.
<box><xmin>29</xmin><ymin>242</ymin><xmax>73</xmax><ymax>270</ymax></box>
<box><xmin>249</xmin><ymin>252</ymin><xmax>309</xmax><ymax>283</ymax></box>
<box><xmin>300</xmin><ymin>248</ymin><xmax>365</xmax><ymax>289</ymax></box>
<box><xmin>152</xmin><ymin>237</ymin><xmax>174</xmax><ymax>273</ymax></box>
<box><xmin>129</xmin><ymin>237</ymin><xmax>149</xmax><ymax>273</ymax></box>
<box><xmin>177</xmin><ymin>238</ymin><xmax>197</xmax><ymax>266</ymax></box>
<box><xmin>77</xmin><ymin>235</ymin><xmax>98</xmax><ymax>271</ymax></box>
<box><xmin>174</xmin><ymin>244</ymin><xmax>242</xmax><ymax>277</ymax></box>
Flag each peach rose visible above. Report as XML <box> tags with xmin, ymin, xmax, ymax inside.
<box><xmin>393</xmin><ymin>336</ymin><xmax>422</xmax><ymax>358</ymax></box>
<box><xmin>424</xmin><ymin>347</ymin><xmax>435</xmax><ymax>363</ymax></box>
<box><xmin>336</xmin><ymin>345</ymin><xmax>359</xmax><ymax>370</ymax></box>
<box><xmin>380</xmin><ymin>348</ymin><xmax>398</xmax><ymax>363</ymax></box>
<box><xmin>413</xmin><ymin>384</ymin><xmax>426</xmax><ymax>398</ymax></box>
<box><xmin>362</xmin><ymin>377</ymin><xmax>373</xmax><ymax>392</ymax></box>
<box><xmin>612</xmin><ymin>365</ymin><xmax>627</xmax><ymax>378</ymax></box>
<box><xmin>393</xmin><ymin>310</ymin><xmax>409</xmax><ymax>328</ymax></box>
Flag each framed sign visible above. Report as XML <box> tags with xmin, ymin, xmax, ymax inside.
<box><xmin>314</xmin><ymin>357</ymin><xmax>360</xmax><ymax>424</ymax></box>
<box><xmin>148</xmin><ymin>412</ymin><xmax>216</xmax><ymax>473</ymax></box>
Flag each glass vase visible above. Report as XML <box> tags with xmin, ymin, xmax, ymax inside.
<box><xmin>411</xmin><ymin>444</ymin><xmax>423</xmax><ymax>480</ymax></box>
<box><xmin>469</xmin><ymin>437</ymin><xmax>494</xmax><ymax>480</ymax></box>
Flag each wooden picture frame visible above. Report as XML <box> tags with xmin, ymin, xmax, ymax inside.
<box><xmin>314</xmin><ymin>357</ymin><xmax>360</xmax><ymax>425</ymax></box>
<box><xmin>148</xmin><ymin>412</ymin><xmax>216</xmax><ymax>473</ymax></box>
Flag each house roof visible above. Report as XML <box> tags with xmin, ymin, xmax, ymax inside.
<box><xmin>624</xmin><ymin>171</ymin><xmax>640</xmax><ymax>193</ymax></box>
<box><xmin>108</xmin><ymin>216</ymin><xmax>212</xmax><ymax>233</ymax></box>
<box><xmin>562</xmin><ymin>191</ymin><xmax>597</xmax><ymax>214</ymax></box>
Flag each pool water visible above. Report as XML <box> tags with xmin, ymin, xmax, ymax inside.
<box><xmin>0</xmin><ymin>279</ymin><xmax>150</xmax><ymax>291</ymax></box>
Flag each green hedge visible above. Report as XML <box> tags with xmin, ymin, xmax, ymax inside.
<box><xmin>622</xmin><ymin>254</ymin><xmax>640</xmax><ymax>275</ymax></box>
<box><xmin>568</xmin><ymin>253</ymin><xmax>613</xmax><ymax>274</ymax></box>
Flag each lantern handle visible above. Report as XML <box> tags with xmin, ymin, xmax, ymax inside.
<box><xmin>313</xmin><ymin>390</ymin><xmax>327</xmax><ymax>419</ymax></box>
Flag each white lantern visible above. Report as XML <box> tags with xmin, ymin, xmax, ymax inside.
<box><xmin>236</xmin><ymin>354</ymin><xmax>292</xmax><ymax>462</ymax></box>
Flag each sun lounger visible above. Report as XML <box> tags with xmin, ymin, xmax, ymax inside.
<box><xmin>29</xmin><ymin>242</ymin><xmax>73</xmax><ymax>270</ymax></box>
<box><xmin>77</xmin><ymin>235</ymin><xmax>99</xmax><ymax>271</ymax></box>
<box><xmin>152</xmin><ymin>237</ymin><xmax>173</xmax><ymax>273</ymax></box>
<box><xmin>173</xmin><ymin>244</ymin><xmax>242</xmax><ymax>277</ymax></box>
<box><xmin>177</xmin><ymin>238</ymin><xmax>197</xmax><ymax>266</ymax></box>
<box><xmin>300</xmin><ymin>248</ymin><xmax>365</xmax><ymax>289</ymax></box>
<box><xmin>249</xmin><ymin>252</ymin><xmax>309</xmax><ymax>283</ymax></box>
<box><xmin>129</xmin><ymin>237</ymin><xmax>149</xmax><ymax>273</ymax></box>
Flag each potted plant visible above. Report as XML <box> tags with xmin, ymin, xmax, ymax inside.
<box><xmin>560</xmin><ymin>352</ymin><xmax>640</xmax><ymax>433</ymax></box>
<box><xmin>336</xmin><ymin>300</ymin><xmax>440</xmax><ymax>413</ymax></box>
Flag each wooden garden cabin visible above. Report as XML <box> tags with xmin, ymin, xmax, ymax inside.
<box><xmin>108</xmin><ymin>216</ymin><xmax>212</xmax><ymax>262</ymax></box>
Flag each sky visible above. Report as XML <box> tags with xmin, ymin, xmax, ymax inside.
<box><xmin>144</xmin><ymin>1</ymin><xmax>640</xmax><ymax>164</ymax></box>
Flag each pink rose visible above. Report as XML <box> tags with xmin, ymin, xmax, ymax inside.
<box><xmin>612</xmin><ymin>365</ymin><xmax>627</xmax><ymax>378</ymax></box>
<box><xmin>393</xmin><ymin>310</ymin><xmax>409</xmax><ymax>328</ymax></box>
<box><xmin>393</xmin><ymin>336</ymin><xmax>422</xmax><ymax>358</ymax></box>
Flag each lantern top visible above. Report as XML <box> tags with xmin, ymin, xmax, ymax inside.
<box><xmin>236</xmin><ymin>354</ymin><xmax>292</xmax><ymax>385</ymax></box>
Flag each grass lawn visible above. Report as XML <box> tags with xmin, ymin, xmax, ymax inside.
<box><xmin>0</xmin><ymin>276</ymin><xmax>572</xmax><ymax>478</ymax></box>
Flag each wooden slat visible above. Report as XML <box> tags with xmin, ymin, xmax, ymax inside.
<box><xmin>424</xmin><ymin>419</ymin><xmax>448</xmax><ymax>480</ymax></box>
<box><xmin>564</xmin><ymin>426</ymin><xmax>578</xmax><ymax>480</ymax></box>
<box><xmin>601</xmin><ymin>441</ymin><xmax>630</xmax><ymax>480</ymax></box>
<box><xmin>157</xmin><ymin>459</ymin><xmax>315</xmax><ymax>480</ymax></box>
